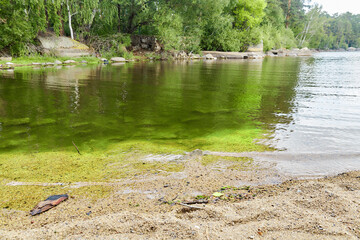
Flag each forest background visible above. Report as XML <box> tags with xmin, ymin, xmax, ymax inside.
<box><xmin>1</xmin><ymin>0</ymin><xmax>360</xmax><ymax>56</ymax></box>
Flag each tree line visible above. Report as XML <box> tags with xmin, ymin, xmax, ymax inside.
<box><xmin>1</xmin><ymin>0</ymin><xmax>360</xmax><ymax>56</ymax></box>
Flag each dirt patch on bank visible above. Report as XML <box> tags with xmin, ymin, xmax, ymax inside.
<box><xmin>0</xmin><ymin>155</ymin><xmax>359</xmax><ymax>239</ymax></box>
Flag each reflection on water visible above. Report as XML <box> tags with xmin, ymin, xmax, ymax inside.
<box><xmin>268</xmin><ymin>53</ymin><xmax>360</xmax><ymax>153</ymax></box>
<box><xmin>261</xmin><ymin>52</ymin><xmax>360</xmax><ymax>176</ymax></box>
<box><xmin>0</xmin><ymin>59</ymin><xmax>299</xmax><ymax>152</ymax></box>
<box><xmin>1</xmin><ymin>53</ymin><xmax>360</xmax><ymax>176</ymax></box>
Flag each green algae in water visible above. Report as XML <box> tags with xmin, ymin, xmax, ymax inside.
<box><xmin>0</xmin><ymin>147</ymin><xmax>184</xmax><ymax>183</ymax></box>
<box><xmin>0</xmin><ymin>59</ymin><xmax>303</xmax><ymax>209</ymax></box>
<box><xmin>0</xmin><ymin>59</ymin><xmax>299</xmax><ymax>153</ymax></box>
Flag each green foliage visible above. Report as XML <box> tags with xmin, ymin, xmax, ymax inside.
<box><xmin>261</xmin><ymin>24</ymin><xmax>296</xmax><ymax>51</ymax></box>
<box><xmin>89</xmin><ymin>34</ymin><xmax>132</xmax><ymax>59</ymax></box>
<box><xmin>0</xmin><ymin>0</ymin><xmax>46</xmax><ymax>56</ymax></box>
<box><xmin>1</xmin><ymin>0</ymin><xmax>360</xmax><ymax>55</ymax></box>
<box><xmin>233</xmin><ymin>0</ymin><xmax>267</xmax><ymax>30</ymax></box>
<box><xmin>152</xmin><ymin>7</ymin><xmax>183</xmax><ymax>51</ymax></box>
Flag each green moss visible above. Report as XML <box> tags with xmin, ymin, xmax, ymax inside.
<box><xmin>0</xmin><ymin>144</ymin><xmax>184</xmax><ymax>183</ymax></box>
<box><xmin>0</xmin><ymin>185</ymin><xmax>114</xmax><ymax>210</ymax></box>
<box><xmin>195</xmin><ymin>128</ymin><xmax>271</xmax><ymax>152</ymax></box>
<box><xmin>0</xmin><ymin>56</ymin><xmax>100</xmax><ymax>66</ymax></box>
<box><xmin>106</xmin><ymin>140</ymin><xmax>185</xmax><ymax>155</ymax></box>
<box><xmin>0</xmin><ymin>185</ymin><xmax>64</xmax><ymax>210</ymax></box>
<box><xmin>0</xmin><ymin>118</ymin><xmax>30</xmax><ymax>126</ymax></box>
<box><xmin>30</xmin><ymin>118</ymin><xmax>56</xmax><ymax>127</ymax></box>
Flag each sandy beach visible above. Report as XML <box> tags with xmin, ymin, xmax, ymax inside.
<box><xmin>0</xmin><ymin>153</ymin><xmax>359</xmax><ymax>240</ymax></box>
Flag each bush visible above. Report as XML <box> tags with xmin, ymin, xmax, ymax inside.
<box><xmin>89</xmin><ymin>34</ymin><xmax>132</xmax><ymax>58</ymax></box>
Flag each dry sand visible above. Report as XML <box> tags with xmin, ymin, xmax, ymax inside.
<box><xmin>0</xmin><ymin>155</ymin><xmax>359</xmax><ymax>239</ymax></box>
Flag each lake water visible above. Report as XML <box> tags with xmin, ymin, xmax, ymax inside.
<box><xmin>0</xmin><ymin>52</ymin><xmax>359</xmax><ymax>176</ymax></box>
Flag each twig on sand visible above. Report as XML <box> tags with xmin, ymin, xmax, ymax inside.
<box><xmin>72</xmin><ymin>141</ymin><xmax>81</xmax><ymax>155</ymax></box>
<box><xmin>183</xmin><ymin>200</ymin><xmax>209</xmax><ymax>205</ymax></box>
<box><xmin>179</xmin><ymin>203</ymin><xmax>205</xmax><ymax>209</ymax></box>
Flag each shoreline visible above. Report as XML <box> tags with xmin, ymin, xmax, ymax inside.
<box><xmin>0</xmin><ymin>48</ymin><xmax>316</xmax><ymax>70</ymax></box>
<box><xmin>1</xmin><ymin>51</ymin><xmax>360</xmax><ymax>239</ymax></box>
<box><xmin>0</xmin><ymin>151</ymin><xmax>359</xmax><ymax>239</ymax></box>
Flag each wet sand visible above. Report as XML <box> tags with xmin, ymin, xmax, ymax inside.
<box><xmin>0</xmin><ymin>155</ymin><xmax>359</xmax><ymax>239</ymax></box>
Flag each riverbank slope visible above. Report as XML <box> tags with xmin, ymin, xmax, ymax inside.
<box><xmin>0</xmin><ymin>153</ymin><xmax>359</xmax><ymax>239</ymax></box>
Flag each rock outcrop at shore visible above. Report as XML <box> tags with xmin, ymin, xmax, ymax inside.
<box><xmin>202</xmin><ymin>51</ymin><xmax>265</xmax><ymax>59</ymax></box>
<box><xmin>130</xmin><ymin>35</ymin><xmax>162</xmax><ymax>52</ymax></box>
<box><xmin>37</xmin><ymin>35</ymin><xmax>94</xmax><ymax>57</ymax></box>
<box><xmin>266</xmin><ymin>47</ymin><xmax>314</xmax><ymax>57</ymax></box>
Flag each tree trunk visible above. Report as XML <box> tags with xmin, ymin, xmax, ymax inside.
<box><xmin>127</xmin><ymin>12</ymin><xmax>135</xmax><ymax>33</ymax></box>
<box><xmin>67</xmin><ymin>0</ymin><xmax>74</xmax><ymax>39</ymax></box>
<box><xmin>45</xmin><ymin>1</ymin><xmax>50</xmax><ymax>30</ymax></box>
<box><xmin>117</xmin><ymin>4</ymin><xmax>122</xmax><ymax>32</ymax></box>
<box><xmin>286</xmin><ymin>0</ymin><xmax>292</xmax><ymax>28</ymax></box>
<box><xmin>59</xmin><ymin>9</ymin><xmax>65</xmax><ymax>36</ymax></box>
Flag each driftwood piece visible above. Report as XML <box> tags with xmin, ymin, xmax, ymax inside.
<box><xmin>182</xmin><ymin>200</ymin><xmax>209</xmax><ymax>205</ymax></box>
<box><xmin>72</xmin><ymin>141</ymin><xmax>81</xmax><ymax>155</ymax></box>
<box><xmin>30</xmin><ymin>194</ymin><xmax>69</xmax><ymax>216</ymax></box>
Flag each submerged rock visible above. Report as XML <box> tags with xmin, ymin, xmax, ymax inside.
<box><xmin>189</xmin><ymin>53</ymin><xmax>201</xmax><ymax>59</ymax></box>
<box><xmin>204</xmin><ymin>54</ymin><xmax>215</xmax><ymax>59</ymax></box>
<box><xmin>110</xmin><ymin>57</ymin><xmax>126</xmax><ymax>62</ymax></box>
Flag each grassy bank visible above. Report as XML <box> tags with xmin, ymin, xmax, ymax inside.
<box><xmin>0</xmin><ymin>56</ymin><xmax>101</xmax><ymax>66</ymax></box>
